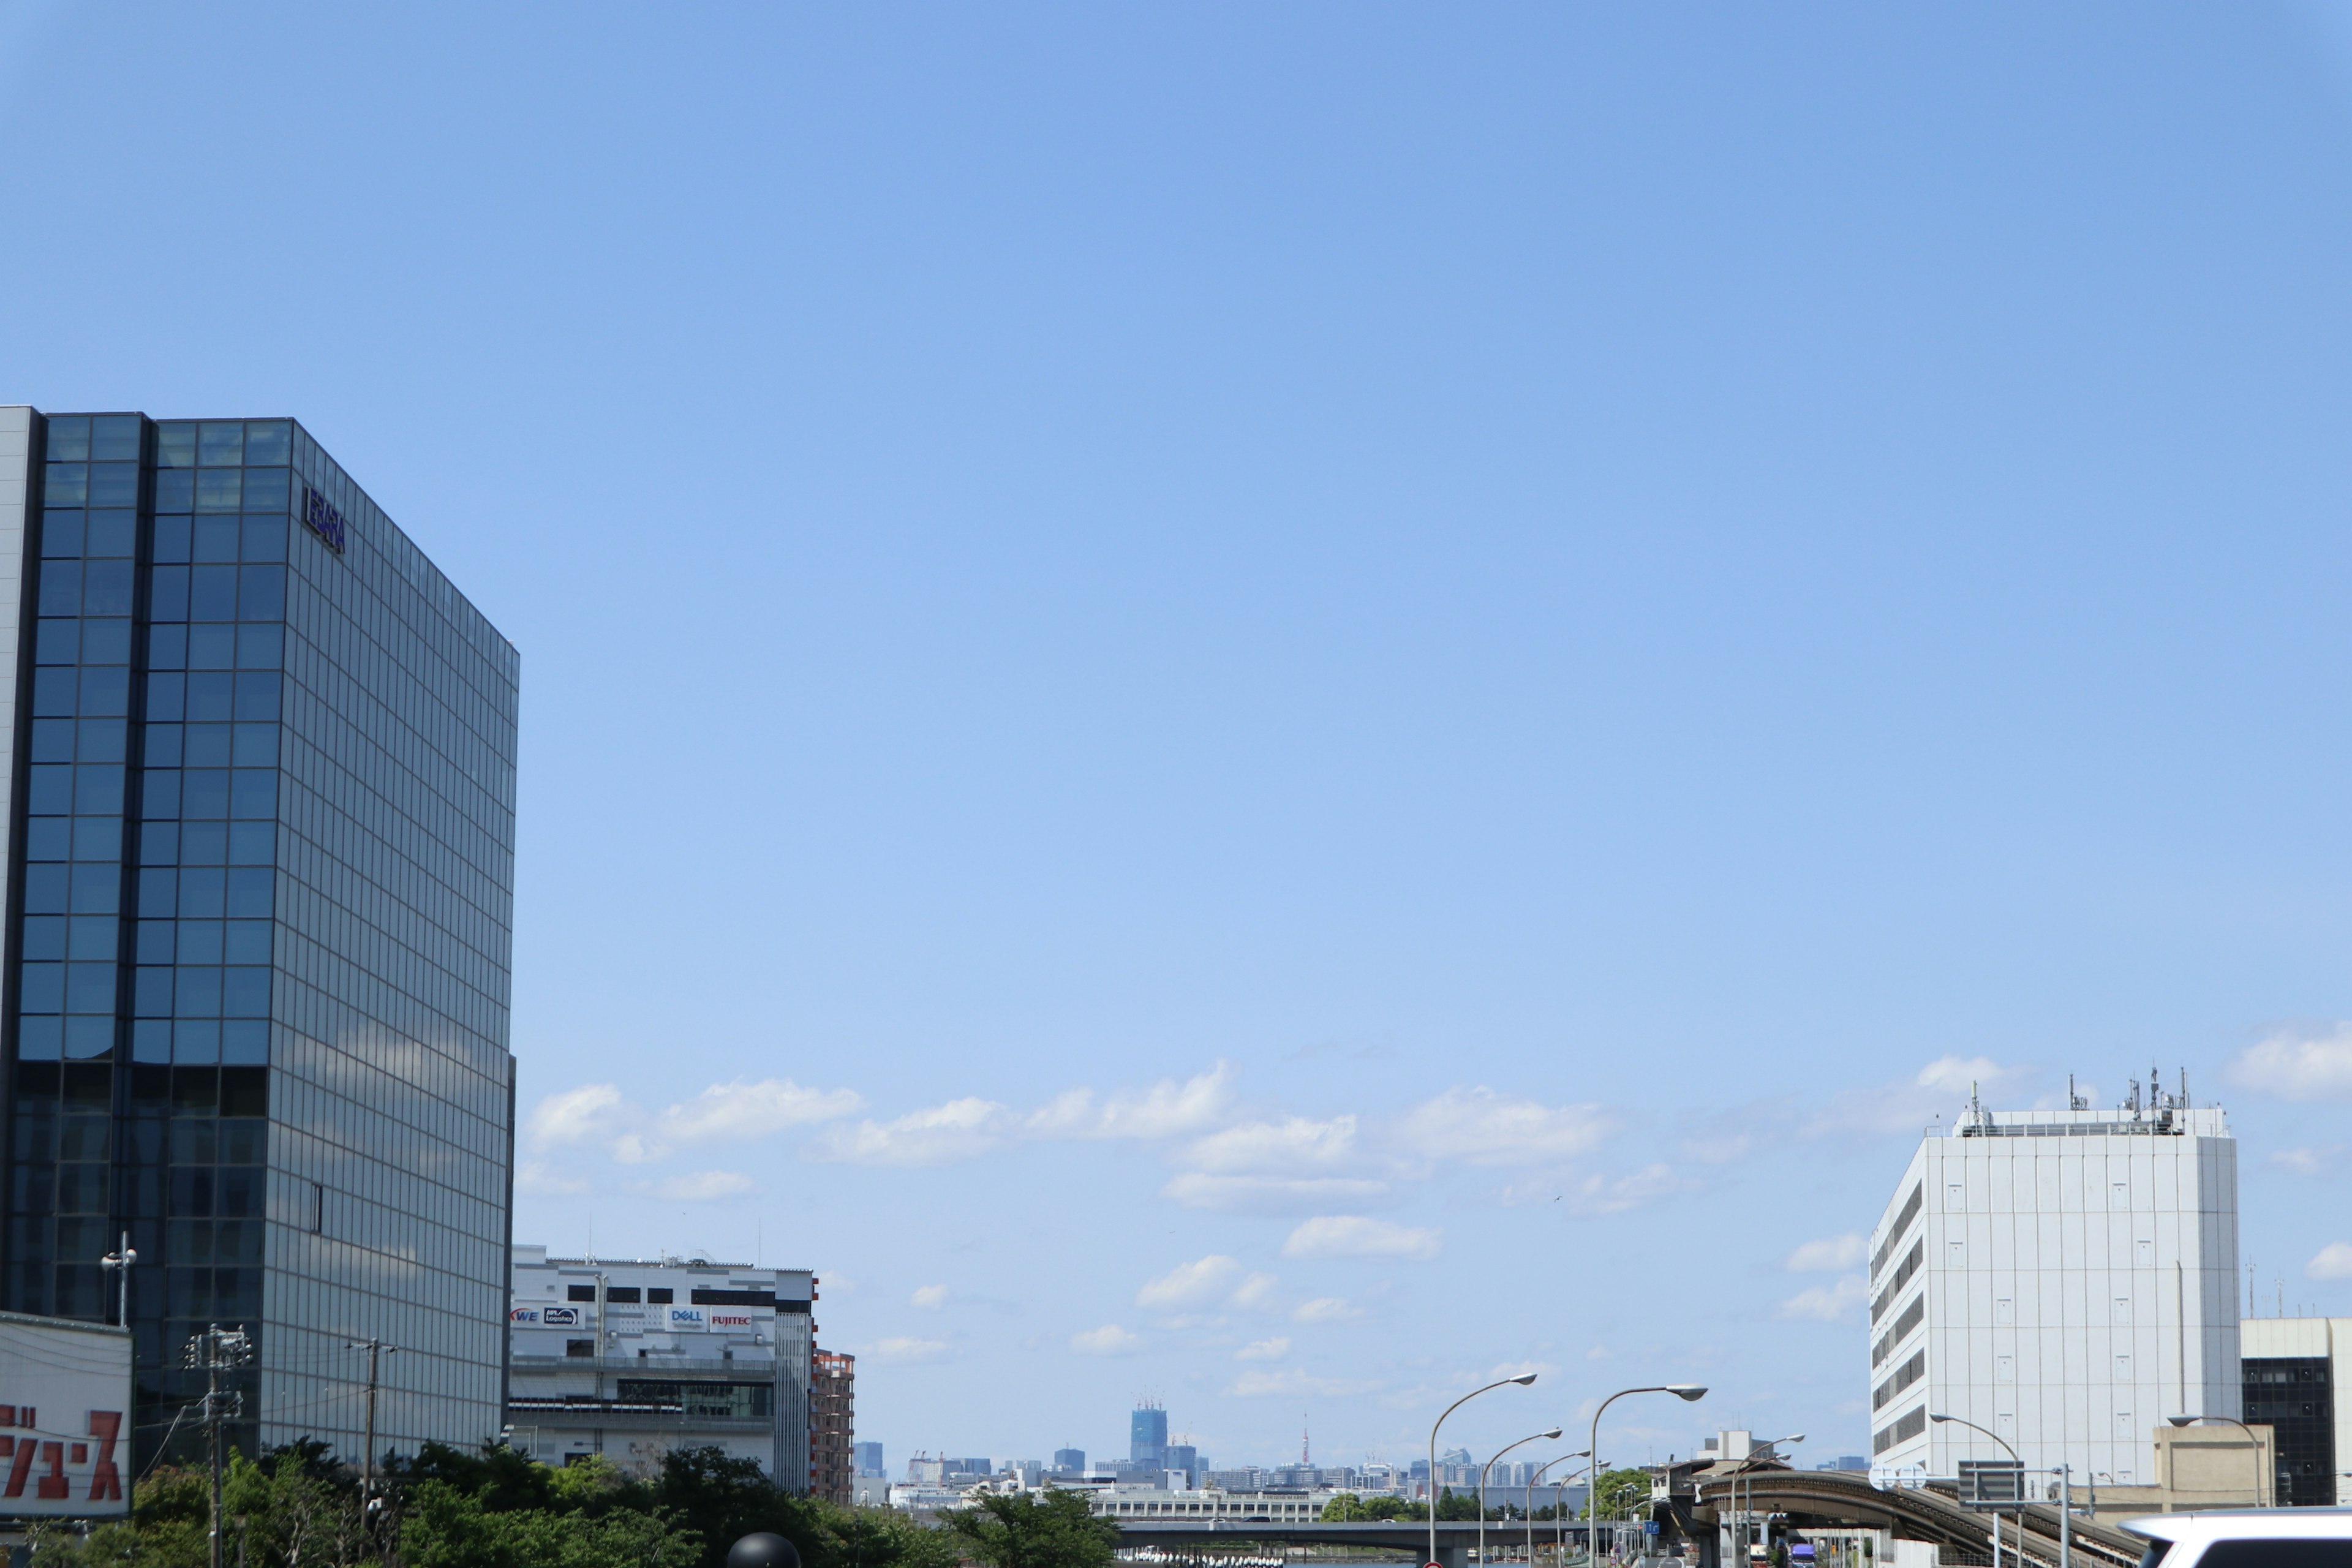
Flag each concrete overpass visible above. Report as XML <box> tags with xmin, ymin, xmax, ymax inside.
<box><xmin>1110</xmin><ymin>1518</ymin><xmax>1617</xmax><ymax>1568</ymax></box>
<box><xmin>1692</xmin><ymin>1468</ymin><xmax>2141</xmax><ymax>1568</ymax></box>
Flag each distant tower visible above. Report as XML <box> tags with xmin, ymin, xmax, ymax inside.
<box><xmin>1131</xmin><ymin>1399</ymin><xmax>1169</xmax><ymax>1473</ymax></box>
<box><xmin>1302</xmin><ymin>1411</ymin><xmax>1311</xmax><ymax>1466</ymax></box>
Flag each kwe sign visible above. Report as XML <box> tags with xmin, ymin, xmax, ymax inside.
<box><xmin>0</xmin><ymin>1311</ymin><xmax>134</xmax><ymax>1517</ymax></box>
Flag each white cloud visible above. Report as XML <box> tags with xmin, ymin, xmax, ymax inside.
<box><xmin>1072</xmin><ymin>1324</ymin><xmax>1144</xmax><ymax>1356</ymax></box>
<box><xmin>805</xmin><ymin>1098</ymin><xmax>1019</xmax><ymax>1166</ymax></box>
<box><xmin>1585</xmin><ymin>1345</ymin><xmax>1615</xmax><ymax>1361</ymax></box>
<box><xmin>1569</xmin><ymin>1163</ymin><xmax>1698</xmax><ymax>1215</ymax></box>
<box><xmin>911</xmin><ymin>1285</ymin><xmax>948</xmax><ymax>1310</ymax></box>
<box><xmin>1785</xmin><ymin>1234</ymin><xmax>1866</xmax><ymax>1272</ymax></box>
<box><xmin>1777</xmin><ymin>1275</ymin><xmax>1869</xmax><ymax>1322</ymax></box>
<box><xmin>1182</xmin><ymin>1115</ymin><xmax>1359</xmax><ymax>1175</ymax></box>
<box><xmin>1227</xmin><ymin>1367</ymin><xmax>1383</xmax><ymax>1398</ymax></box>
<box><xmin>1283</xmin><ymin>1216</ymin><xmax>1441</xmax><ymax>1261</ymax></box>
<box><xmin>1161</xmin><ymin>1174</ymin><xmax>1393</xmax><ymax>1213</ymax></box>
<box><xmin>527</xmin><ymin>1084</ymin><xmax>634</xmax><ymax>1151</ymax></box>
<box><xmin>658</xmin><ymin>1079</ymin><xmax>865</xmax><ymax>1142</ymax></box>
<box><xmin>2274</xmin><ymin>1147</ymin><xmax>2343</xmax><ymax>1177</ymax></box>
<box><xmin>1028</xmin><ymin>1063</ymin><xmax>1238</xmax><ymax>1140</ymax></box>
<box><xmin>1292</xmin><ymin>1297</ymin><xmax>1364</xmax><ymax>1324</ymax></box>
<box><xmin>1137</xmin><ymin>1255</ymin><xmax>1243</xmax><ymax>1310</ymax></box>
<box><xmin>1229</xmin><ymin>1273</ymin><xmax>1281</xmax><ymax>1310</ymax></box>
<box><xmin>514</xmin><ymin>1160</ymin><xmax>589</xmax><ymax>1197</ymax></box>
<box><xmin>1810</xmin><ymin>1057</ymin><xmax>2023</xmax><ymax>1136</ymax></box>
<box><xmin>1682</xmin><ymin>1134</ymin><xmax>1757</xmax><ymax>1166</ymax></box>
<box><xmin>1236</xmin><ymin>1337</ymin><xmax>1291</xmax><ymax>1362</ymax></box>
<box><xmin>868</xmin><ymin>1336</ymin><xmax>950</xmax><ymax>1363</ymax></box>
<box><xmin>2307</xmin><ymin>1243</ymin><xmax>2352</xmax><ymax>1281</ymax></box>
<box><xmin>2232</xmin><ymin>1027</ymin><xmax>2352</xmax><ymax>1101</ymax></box>
<box><xmin>1397</xmin><ymin>1088</ymin><xmax>1610</xmax><ymax>1167</ymax></box>
<box><xmin>647</xmin><ymin>1169</ymin><xmax>756</xmax><ymax>1202</ymax></box>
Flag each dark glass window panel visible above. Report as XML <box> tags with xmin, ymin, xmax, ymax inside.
<box><xmin>29</xmin><ymin>718</ymin><xmax>73</xmax><ymax>763</ymax></box>
<box><xmin>72</xmin><ymin>765</ymin><xmax>124</xmax><ymax>813</ymax></box>
<box><xmin>216</xmin><ymin>1170</ymin><xmax>260</xmax><ymax>1218</ymax></box>
<box><xmin>40</xmin><ymin>513</ymin><xmax>84</xmax><ymax>557</ymax></box>
<box><xmin>21</xmin><ymin>864</ymin><xmax>68</xmax><ymax>914</ymax></box>
<box><xmin>45</xmin><ymin>418</ymin><xmax>89</xmax><ymax>461</ymax></box>
<box><xmin>132</xmin><ymin>1020</ymin><xmax>170</xmax><ymax>1063</ymax></box>
<box><xmin>145</xmin><ymin>674</ymin><xmax>185</xmax><ymax>723</ymax></box>
<box><xmin>224</xmin><ymin>870</ymin><xmax>271</xmax><ymax>919</ymax></box>
<box><xmin>78</xmin><ymin>719</ymin><xmax>126</xmax><ymax>763</ymax></box>
<box><xmin>164</xmin><ymin>1267</ymin><xmax>209</xmax><ymax>1316</ymax></box>
<box><xmin>227</xmin><ymin>823</ymin><xmax>274</xmax><ymax>866</ymax></box>
<box><xmin>91</xmin><ymin>417</ymin><xmax>138</xmax><ymax>461</ymax></box>
<box><xmin>19</xmin><ymin>918</ymin><xmax>64</xmax><ymax>962</ymax></box>
<box><xmin>168</xmin><ymin>1118</ymin><xmax>214</xmax><ymax>1163</ymax></box>
<box><xmin>177</xmin><ymin>918</ymin><xmax>220</xmax><ymax>964</ymax></box>
<box><xmin>72</xmin><ymin>816</ymin><xmax>121</xmax><ymax>862</ymax></box>
<box><xmin>127</xmin><ymin>1065</ymin><xmax>165</xmax><ymax>1109</ymax></box>
<box><xmin>148</xmin><ymin>565</ymin><xmax>189</xmax><ymax>622</ymax></box>
<box><xmin>231</xmin><ymin>726</ymin><xmax>275</xmax><ymax>769</ymax></box>
<box><xmin>62</xmin><ymin>1063</ymin><xmax>113</xmax><ymax>1109</ymax></box>
<box><xmin>219</xmin><ymin>1020</ymin><xmax>266</xmax><ymax>1066</ymax></box>
<box><xmin>167</xmin><ymin>1219</ymin><xmax>213</xmax><ymax>1267</ymax></box>
<box><xmin>43</xmin><ymin>464</ymin><xmax>86</xmax><ymax>507</ymax></box>
<box><xmin>222</xmin><ymin>969</ymin><xmax>268</xmax><ymax>1019</ymax></box>
<box><xmin>233</xmin><ymin>674</ymin><xmax>281</xmax><ymax>722</ymax></box>
<box><xmin>193</xmin><ymin>470</ymin><xmax>240</xmax><ymax>512</ymax></box>
<box><xmin>35</xmin><ymin>619</ymin><xmax>77</xmax><ymax>664</ymax></box>
<box><xmin>140</xmin><ymin>773</ymin><xmax>181</xmax><ymax>822</ymax></box>
<box><xmin>228</xmin><ymin>773</ymin><xmax>275</xmax><ymax>820</ymax></box>
<box><xmin>153</xmin><ymin>471</ymin><xmax>195</xmax><ymax>513</ymax></box>
<box><xmin>216</xmin><ymin>1267</ymin><xmax>260</xmax><ymax>1317</ymax></box>
<box><xmin>239</xmin><ymin>516</ymin><xmax>287</xmax><ymax>563</ymax></box>
<box><xmin>31</xmin><ymin>671</ymin><xmax>75</xmax><ymax>719</ymax></box>
<box><xmin>69</xmin><ymin>863</ymin><xmax>119</xmax><ymax>914</ymax></box>
<box><xmin>55</xmin><ymin>1218</ymin><xmax>107</xmax><ymax>1266</ymax></box>
<box><xmin>221</xmin><ymin>922</ymin><xmax>270</xmax><ymax>965</ymax></box>
<box><xmin>136</xmin><ymin>869</ymin><xmax>176</xmax><ymax>918</ymax></box>
<box><xmin>14</xmin><ymin>1017</ymin><xmax>58</xmax><ymax>1061</ymax></box>
<box><xmin>183</xmin><ymin>771</ymin><xmax>229</xmax><ymax>818</ymax></box>
<box><xmin>86</xmin><ymin>465</ymin><xmax>137</xmax><ymax>508</ymax></box>
<box><xmin>37</xmin><ymin>560</ymin><xmax>80</xmax><ymax>616</ymax></box>
<box><xmin>192</xmin><ymin>518</ymin><xmax>238</xmax><ymax>564</ymax></box>
<box><xmin>239</xmin><ymin>469</ymin><xmax>288</xmax><ymax>513</ymax></box>
<box><xmin>171</xmin><ymin>1067</ymin><xmax>217</xmax><ymax>1113</ymax></box>
<box><xmin>24</xmin><ymin>817</ymin><xmax>70</xmax><ymax>860</ymax></box>
<box><xmin>156</xmin><ymin>424</ymin><xmax>195</xmax><ymax>469</ymax></box>
<box><xmin>236</xmin><ymin>625</ymin><xmax>281</xmax><ymax>669</ymax></box>
<box><xmin>133</xmin><ymin>968</ymin><xmax>172</xmax><ymax>1018</ymax></box>
<box><xmin>67</xmin><ymin>917</ymin><xmax>115</xmax><ymax>962</ymax></box>
<box><xmin>196</xmin><ymin>423</ymin><xmax>243</xmax><ymax>467</ymax></box>
<box><xmin>184</xmin><ymin>726</ymin><xmax>232</xmax><ymax>769</ymax></box>
<box><xmin>186</xmin><ymin>673</ymin><xmax>233</xmax><ymax>722</ymax></box>
<box><xmin>237</xmin><ymin>566</ymin><xmax>284</xmax><ymax>622</ymax></box>
<box><xmin>58</xmin><ymin>1115</ymin><xmax>105</xmax><ymax>1163</ymax></box>
<box><xmin>176</xmin><ymin>869</ymin><xmax>225</xmax><ymax>918</ymax></box>
<box><xmin>64</xmin><ymin>963</ymin><xmax>115</xmax><ymax>1013</ymax></box>
<box><xmin>15</xmin><ymin>1060</ymin><xmax>58</xmax><ymax>1095</ymax></box>
<box><xmin>152</xmin><ymin>516</ymin><xmax>191</xmax><ymax>564</ymax></box>
<box><xmin>144</xmin><ymin>726</ymin><xmax>183</xmax><ymax>769</ymax></box>
<box><xmin>56</xmin><ymin>1166</ymin><xmax>107</xmax><ymax>1215</ymax></box>
<box><xmin>174</xmin><ymin>1022</ymin><xmax>218</xmax><ymax>1065</ymax></box>
<box><xmin>187</xmin><ymin>625</ymin><xmax>235</xmax><ymax>669</ymax></box>
<box><xmin>146</xmin><ymin>624</ymin><xmax>187</xmax><ymax>672</ymax></box>
<box><xmin>135</xmin><ymin>922</ymin><xmax>173</xmax><ymax>963</ymax></box>
<box><xmin>82</xmin><ymin>559</ymin><xmax>132</xmax><ymax>615</ymax></box>
<box><xmin>173</xmin><ymin>968</ymin><xmax>222</xmax><ymax>1018</ymax></box>
<box><xmin>85</xmin><ymin>511</ymin><xmax>135</xmax><ymax>558</ymax></box>
<box><xmin>27</xmin><ymin>762</ymin><xmax>72</xmax><ymax>811</ymax></box>
<box><xmin>179</xmin><ymin>821</ymin><xmax>227</xmax><ymax>865</ymax></box>
<box><xmin>189</xmin><ymin>565</ymin><xmax>237</xmax><ymax>620</ymax></box>
<box><xmin>216</xmin><ymin>1220</ymin><xmax>262</xmax><ymax>1267</ymax></box>
<box><xmin>79</xmin><ymin>669</ymin><xmax>128</xmax><ymax>717</ymax></box>
<box><xmin>80</xmin><ymin>620</ymin><xmax>129</xmax><ymax>665</ymax></box>
<box><xmin>53</xmin><ymin>1265</ymin><xmax>104</xmax><ymax>1317</ymax></box>
<box><xmin>243</xmin><ymin>423</ymin><xmax>290</xmax><ymax>464</ymax></box>
<box><xmin>20</xmin><ymin>964</ymin><xmax>63</xmax><ymax>1012</ymax></box>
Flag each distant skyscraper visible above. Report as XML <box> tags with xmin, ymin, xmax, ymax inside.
<box><xmin>854</xmin><ymin>1441</ymin><xmax>886</xmax><ymax>1477</ymax></box>
<box><xmin>1131</xmin><ymin>1401</ymin><xmax>1168</xmax><ymax>1471</ymax></box>
<box><xmin>1868</xmin><ymin>1076</ymin><xmax>2239</xmax><ymax>1483</ymax></box>
<box><xmin>1052</xmin><ymin>1447</ymin><xmax>1086</xmax><ymax>1474</ymax></box>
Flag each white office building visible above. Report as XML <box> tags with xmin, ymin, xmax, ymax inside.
<box><xmin>1866</xmin><ymin>1077</ymin><xmax>2239</xmax><ymax>1485</ymax></box>
<box><xmin>507</xmin><ymin>1246</ymin><xmax>816</xmax><ymax>1488</ymax></box>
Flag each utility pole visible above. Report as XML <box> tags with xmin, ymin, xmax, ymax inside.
<box><xmin>183</xmin><ymin>1325</ymin><xmax>254</xmax><ymax>1568</ymax></box>
<box><xmin>347</xmin><ymin>1340</ymin><xmax>398</xmax><ymax>1513</ymax></box>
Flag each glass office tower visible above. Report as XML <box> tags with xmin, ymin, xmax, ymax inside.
<box><xmin>0</xmin><ymin>407</ymin><xmax>518</xmax><ymax>1466</ymax></box>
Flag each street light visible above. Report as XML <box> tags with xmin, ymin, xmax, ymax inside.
<box><xmin>1431</xmin><ymin>1374</ymin><xmax>1538</xmax><ymax>1568</ymax></box>
<box><xmin>1527</xmin><ymin>1452</ymin><xmax>1590</xmax><ymax>1568</ymax></box>
<box><xmin>1585</xmin><ymin>1385</ymin><xmax>1705</xmax><ymax>1567</ymax></box>
<box><xmin>1730</xmin><ymin>1434</ymin><xmax>1803</xmax><ymax>1568</ymax></box>
<box><xmin>1480</xmin><ymin>1430</ymin><xmax>1562</xmax><ymax>1568</ymax></box>
<box><xmin>2167</xmin><ymin>1415</ymin><xmax>2268</xmax><ymax>1507</ymax></box>
<box><xmin>1930</xmin><ymin>1414</ymin><xmax>2017</xmax><ymax>1568</ymax></box>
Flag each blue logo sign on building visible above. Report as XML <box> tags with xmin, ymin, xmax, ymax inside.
<box><xmin>301</xmin><ymin>484</ymin><xmax>347</xmax><ymax>552</ymax></box>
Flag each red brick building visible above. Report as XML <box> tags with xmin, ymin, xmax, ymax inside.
<box><xmin>810</xmin><ymin>1349</ymin><xmax>855</xmax><ymax>1505</ymax></box>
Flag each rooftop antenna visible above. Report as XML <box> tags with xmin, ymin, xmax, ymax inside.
<box><xmin>1302</xmin><ymin>1411</ymin><xmax>1311</xmax><ymax>1467</ymax></box>
<box><xmin>2179</xmin><ymin>1068</ymin><xmax>2189</xmax><ymax>1109</ymax></box>
<box><xmin>2069</xmin><ymin>1075</ymin><xmax>2088</xmax><ymax>1112</ymax></box>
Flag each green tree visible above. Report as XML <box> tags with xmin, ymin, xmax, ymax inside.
<box><xmin>941</xmin><ymin>1489</ymin><xmax>1119</xmax><ymax>1568</ymax></box>
<box><xmin>1434</xmin><ymin>1488</ymin><xmax>1480</xmax><ymax>1522</ymax></box>
<box><xmin>1583</xmin><ymin>1469</ymin><xmax>1649</xmax><ymax>1521</ymax></box>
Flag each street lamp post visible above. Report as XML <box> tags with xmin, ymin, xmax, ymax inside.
<box><xmin>1585</xmin><ymin>1385</ymin><xmax>1705</xmax><ymax>1568</ymax></box>
<box><xmin>1732</xmin><ymin>1434</ymin><xmax>1803</xmax><ymax>1568</ymax></box>
<box><xmin>1430</xmin><ymin>1374</ymin><xmax>1538</xmax><ymax>1568</ymax></box>
<box><xmin>1480</xmin><ymin>1430</ymin><xmax>1562</xmax><ymax>1568</ymax></box>
<box><xmin>2168</xmin><ymin>1415</ymin><xmax>2269</xmax><ymax>1507</ymax></box>
<box><xmin>1930</xmin><ymin>1414</ymin><xmax>2016</xmax><ymax>1568</ymax></box>
<box><xmin>1527</xmin><ymin>1452</ymin><xmax>1589</xmax><ymax>1568</ymax></box>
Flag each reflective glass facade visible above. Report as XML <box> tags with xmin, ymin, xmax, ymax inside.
<box><xmin>0</xmin><ymin>409</ymin><xmax>518</xmax><ymax>1466</ymax></box>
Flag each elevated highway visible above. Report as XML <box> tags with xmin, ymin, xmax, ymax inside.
<box><xmin>1692</xmin><ymin>1468</ymin><xmax>2141</xmax><ymax>1568</ymax></box>
<box><xmin>1109</xmin><ymin>1518</ymin><xmax>1612</xmax><ymax>1568</ymax></box>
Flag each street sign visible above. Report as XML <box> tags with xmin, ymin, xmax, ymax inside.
<box><xmin>1958</xmin><ymin>1460</ymin><xmax>2027</xmax><ymax>1511</ymax></box>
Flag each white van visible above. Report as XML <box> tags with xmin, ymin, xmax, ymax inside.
<box><xmin>2124</xmin><ymin>1509</ymin><xmax>2352</xmax><ymax>1568</ymax></box>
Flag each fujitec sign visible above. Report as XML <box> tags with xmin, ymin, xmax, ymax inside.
<box><xmin>301</xmin><ymin>485</ymin><xmax>348</xmax><ymax>552</ymax></box>
<box><xmin>0</xmin><ymin>1311</ymin><xmax>134</xmax><ymax>1518</ymax></box>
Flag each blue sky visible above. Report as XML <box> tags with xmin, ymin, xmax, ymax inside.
<box><xmin>9</xmin><ymin>0</ymin><xmax>2352</xmax><ymax>1477</ymax></box>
